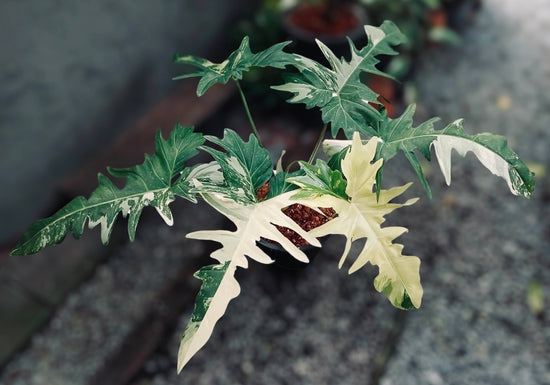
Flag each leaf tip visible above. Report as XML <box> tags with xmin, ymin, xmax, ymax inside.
<box><xmin>9</xmin><ymin>247</ymin><xmax>22</xmax><ymax>256</ymax></box>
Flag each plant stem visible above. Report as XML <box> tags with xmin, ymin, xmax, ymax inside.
<box><xmin>308</xmin><ymin>123</ymin><xmax>328</xmax><ymax>164</ymax></box>
<box><xmin>235</xmin><ymin>80</ymin><xmax>261</xmax><ymax>141</ymax></box>
<box><xmin>285</xmin><ymin>160</ymin><xmax>301</xmax><ymax>174</ymax></box>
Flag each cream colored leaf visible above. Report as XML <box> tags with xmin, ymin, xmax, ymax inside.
<box><xmin>177</xmin><ymin>191</ymin><xmax>321</xmax><ymax>370</ymax></box>
<box><xmin>307</xmin><ymin>133</ymin><xmax>422</xmax><ymax>309</ymax></box>
<box><xmin>188</xmin><ymin>191</ymin><xmax>320</xmax><ymax>265</ymax></box>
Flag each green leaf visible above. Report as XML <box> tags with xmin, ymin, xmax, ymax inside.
<box><xmin>11</xmin><ymin>125</ymin><xmax>204</xmax><ymax>255</ymax></box>
<box><xmin>430</xmin><ymin>121</ymin><xmax>535</xmax><ymax>197</ymax></box>
<box><xmin>272</xmin><ymin>21</ymin><xmax>406</xmax><ymax>137</ymax></box>
<box><xmin>287</xmin><ymin>159</ymin><xmax>348</xmax><ymax>200</ymax></box>
<box><xmin>428</xmin><ymin>27</ymin><xmax>462</xmax><ymax>45</ymax></box>
<box><xmin>374</xmin><ymin>104</ymin><xmax>439</xmax><ymax>198</ymax></box>
<box><xmin>322</xmin><ymin>104</ymin><xmax>536</xmax><ymax>198</ymax></box>
<box><xmin>173</xmin><ymin>36</ymin><xmax>297</xmax><ymax>96</ymax></box>
<box><xmin>266</xmin><ymin>170</ymin><xmax>300</xmax><ymax>199</ymax></box>
<box><xmin>199</xmin><ymin>129</ymin><xmax>273</xmax><ymax>203</ymax></box>
<box><xmin>375</xmin><ymin>104</ymin><xmax>535</xmax><ymax>198</ymax></box>
<box><xmin>295</xmin><ymin>134</ymin><xmax>422</xmax><ymax>309</ymax></box>
<box><xmin>178</xmin><ymin>191</ymin><xmax>322</xmax><ymax>370</ymax></box>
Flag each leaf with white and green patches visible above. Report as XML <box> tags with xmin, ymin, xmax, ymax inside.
<box><xmin>373</xmin><ymin>104</ymin><xmax>439</xmax><ymax>197</ymax></box>
<box><xmin>177</xmin><ymin>260</ymin><xmax>240</xmax><ymax>372</ymax></box>
<box><xmin>293</xmin><ymin>134</ymin><xmax>422</xmax><ymax>310</ymax></box>
<box><xmin>287</xmin><ymin>159</ymin><xmax>348</xmax><ymax>199</ymax></box>
<box><xmin>322</xmin><ymin>104</ymin><xmax>535</xmax><ymax>198</ymax></box>
<box><xmin>375</xmin><ymin>104</ymin><xmax>535</xmax><ymax>198</ymax></box>
<box><xmin>171</xmin><ymin>167</ymin><xmax>201</xmax><ymax>202</ymax></box>
<box><xmin>173</xmin><ymin>36</ymin><xmax>297</xmax><ymax>96</ymax></box>
<box><xmin>177</xmin><ymin>191</ymin><xmax>321</xmax><ymax>370</ymax></box>
<box><xmin>11</xmin><ymin>125</ymin><xmax>204</xmax><ymax>256</ymax></box>
<box><xmin>430</xmin><ymin>120</ymin><xmax>535</xmax><ymax>197</ymax></box>
<box><xmin>198</xmin><ymin>129</ymin><xmax>274</xmax><ymax>203</ymax></box>
<box><xmin>272</xmin><ymin>21</ymin><xmax>406</xmax><ymax>138</ymax></box>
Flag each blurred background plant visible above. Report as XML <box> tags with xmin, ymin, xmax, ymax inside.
<box><xmin>234</xmin><ymin>0</ymin><xmax>477</xmax><ymax>112</ymax></box>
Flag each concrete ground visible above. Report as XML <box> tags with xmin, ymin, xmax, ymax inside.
<box><xmin>1</xmin><ymin>0</ymin><xmax>549</xmax><ymax>384</ymax></box>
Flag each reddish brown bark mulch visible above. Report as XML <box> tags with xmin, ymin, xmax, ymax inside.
<box><xmin>276</xmin><ymin>204</ymin><xmax>336</xmax><ymax>247</ymax></box>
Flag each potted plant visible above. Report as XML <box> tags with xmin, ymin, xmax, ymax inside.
<box><xmin>11</xmin><ymin>21</ymin><xmax>534</xmax><ymax>373</ymax></box>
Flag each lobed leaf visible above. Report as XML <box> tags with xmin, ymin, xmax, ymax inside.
<box><xmin>374</xmin><ymin>104</ymin><xmax>439</xmax><ymax>197</ymax></box>
<box><xmin>266</xmin><ymin>170</ymin><xmax>300</xmax><ymax>199</ymax></box>
<box><xmin>173</xmin><ymin>36</ymin><xmax>297</xmax><ymax>96</ymax></box>
<box><xmin>199</xmin><ymin>129</ymin><xmax>273</xmax><ymax>203</ymax></box>
<box><xmin>177</xmin><ymin>260</ymin><xmax>240</xmax><ymax>372</ymax></box>
<box><xmin>430</xmin><ymin>121</ymin><xmax>535</xmax><ymax>198</ymax></box>
<box><xmin>11</xmin><ymin>125</ymin><xmax>204</xmax><ymax>255</ymax></box>
<box><xmin>322</xmin><ymin>104</ymin><xmax>535</xmax><ymax>198</ymax></box>
<box><xmin>287</xmin><ymin>159</ymin><xmax>348</xmax><ymax>200</ymax></box>
<box><xmin>293</xmin><ymin>134</ymin><xmax>422</xmax><ymax>309</ymax></box>
<box><xmin>178</xmin><ymin>191</ymin><xmax>322</xmax><ymax>370</ymax></box>
<box><xmin>375</xmin><ymin>104</ymin><xmax>535</xmax><ymax>198</ymax></box>
<box><xmin>273</xmin><ymin>21</ymin><xmax>406</xmax><ymax>138</ymax></box>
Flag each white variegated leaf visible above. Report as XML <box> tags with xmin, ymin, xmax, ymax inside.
<box><xmin>294</xmin><ymin>134</ymin><xmax>422</xmax><ymax>309</ymax></box>
<box><xmin>323</xmin><ymin>108</ymin><xmax>535</xmax><ymax>199</ymax></box>
<box><xmin>12</xmin><ymin>125</ymin><xmax>204</xmax><ymax>255</ymax></box>
<box><xmin>431</xmin><ymin>121</ymin><xmax>518</xmax><ymax>194</ymax></box>
<box><xmin>273</xmin><ymin>21</ymin><xmax>406</xmax><ymax>138</ymax></box>
<box><xmin>177</xmin><ymin>260</ymin><xmax>240</xmax><ymax>372</ymax></box>
<box><xmin>177</xmin><ymin>191</ymin><xmax>321</xmax><ymax>370</ymax></box>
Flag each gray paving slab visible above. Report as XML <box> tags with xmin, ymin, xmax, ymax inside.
<box><xmin>380</xmin><ymin>0</ymin><xmax>550</xmax><ymax>384</ymax></box>
<box><xmin>0</xmin><ymin>202</ymin><xmax>217</xmax><ymax>385</ymax></box>
<box><xmin>0</xmin><ymin>281</ymin><xmax>51</xmax><ymax>368</ymax></box>
<box><xmin>0</xmin><ymin>230</ymin><xmax>118</xmax><ymax>368</ymax></box>
<box><xmin>136</xmin><ymin>239</ymin><xmax>402</xmax><ymax>385</ymax></box>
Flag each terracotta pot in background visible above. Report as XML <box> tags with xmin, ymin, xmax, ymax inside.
<box><xmin>367</xmin><ymin>74</ymin><xmax>397</xmax><ymax>118</ymax></box>
<box><xmin>283</xmin><ymin>2</ymin><xmax>368</xmax><ymax>62</ymax></box>
<box><xmin>429</xmin><ymin>8</ymin><xmax>448</xmax><ymax>28</ymax></box>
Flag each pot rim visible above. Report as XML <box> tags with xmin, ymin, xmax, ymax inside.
<box><xmin>282</xmin><ymin>3</ymin><xmax>369</xmax><ymax>45</ymax></box>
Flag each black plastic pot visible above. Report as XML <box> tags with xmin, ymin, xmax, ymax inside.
<box><xmin>256</xmin><ymin>238</ymin><xmax>324</xmax><ymax>270</ymax></box>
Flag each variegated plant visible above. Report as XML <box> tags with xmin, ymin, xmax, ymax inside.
<box><xmin>11</xmin><ymin>21</ymin><xmax>534</xmax><ymax>372</ymax></box>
